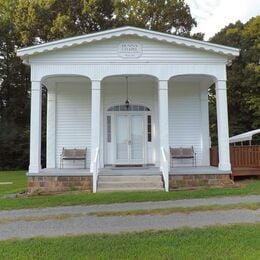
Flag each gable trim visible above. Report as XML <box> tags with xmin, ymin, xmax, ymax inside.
<box><xmin>17</xmin><ymin>26</ymin><xmax>240</xmax><ymax>59</ymax></box>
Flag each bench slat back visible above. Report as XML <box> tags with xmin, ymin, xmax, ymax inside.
<box><xmin>62</xmin><ymin>148</ymin><xmax>86</xmax><ymax>158</ymax></box>
<box><xmin>170</xmin><ymin>147</ymin><xmax>194</xmax><ymax>157</ymax></box>
<box><xmin>182</xmin><ymin>147</ymin><xmax>194</xmax><ymax>156</ymax></box>
<box><xmin>170</xmin><ymin>148</ymin><xmax>182</xmax><ymax>156</ymax></box>
<box><xmin>75</xmin><ymin>149</ymin><xmax>86</xmax><ymax>157</ymax></box>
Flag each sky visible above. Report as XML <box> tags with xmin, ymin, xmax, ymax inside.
<box><xmin>185</xmin><ymin>0</ymin><xmax>260</xmax><ymax>40</ymax></box>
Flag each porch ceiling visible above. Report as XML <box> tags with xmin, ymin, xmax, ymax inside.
<box><xmin>43</xmin><ymin>75</ymin><xmax>90</xmax><ymax>84</ymax></box>
<box><xmin>170</xmin><ymin>74</ymin><xmax>215</xmax><ymax>85</ymax></box>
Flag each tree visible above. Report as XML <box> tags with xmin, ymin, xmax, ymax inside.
<box><xmin>0</xmin><ymin>0</ymin><xmax>31</xmax><ymax>169</ymax></box>
<box><xmin>113</xmin><ymin>0</ymin><xmax>196</xmax><ymax>36</ymax></box>
<box><xmin>14</xmin><ymin>0</ymin><xmax>115</xmax><ymax>45</ymax></box>
<box><xmin>209</xmin><ymin>16</ymin><xmax>260</xmax><ymax>144</ymax></box>
<box><xmin>14</xmin><ymin>0</ymin><xmax>197</xmax><ymax>46</ymax></box>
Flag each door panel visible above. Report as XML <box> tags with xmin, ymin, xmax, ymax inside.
<box><xmin>131</xmin><ymin>116</ymin><xmax>143</xmax><ymax>160</ymax></box>
<box><xmin>116</xmin><ymin>115</ymin><xmax>128</xmax><ymax>160</ymax></box>
<box><xmin>115</xmin><ymin>114</ymin><xmax>144</xmax><ymax>163</ymax></box>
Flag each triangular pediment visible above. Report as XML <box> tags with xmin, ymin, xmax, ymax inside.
<box><xmin>17</xmin><ymin>26</ymin><xmax>239</xmax><ymax>63</ymax></box>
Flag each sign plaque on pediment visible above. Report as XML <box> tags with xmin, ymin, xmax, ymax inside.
<box><xmin>118</xmin><ymin>42</ymin><xmax>142</xmax><ymax>58</ymax></box>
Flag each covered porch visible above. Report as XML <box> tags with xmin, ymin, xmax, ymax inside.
<box><xmin>27</xmin><ymin>71</ymin><xmax>232</xmax><ymax>193</ymax></box>
<box><xmin>36</xmin><ymin>73</ymin><xmax>231</xmax><ymax>167</ymax></box>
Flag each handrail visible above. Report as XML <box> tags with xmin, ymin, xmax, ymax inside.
<box><xmin>160</xmin><ymin>147</ymin><xmax>169</xmax><ymax>192</ymax></box>
<box><xmin>92</xmin><ymin>147</ymin><xmax>100</xmax><ymax>193</ymax></box>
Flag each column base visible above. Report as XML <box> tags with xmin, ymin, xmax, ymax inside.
<box><xmin>90</xmin><ymin>163</ymin><xmax>94</xmax><ymax>173</ymax></box>
<box><xmin>29</xmin><ymin>165</ymin><xmax>42</xmax><ymax>174</ymax></box>
<box><xmin>218</xmin><ymin>163</ymin><xmax>231</xmax><ymax>171</ymax></box>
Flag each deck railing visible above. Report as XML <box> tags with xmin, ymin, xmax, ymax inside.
<box><xmin>160</xmin><ymin>147</ymin><xmax>169</xmax><ymax>192</ymax></box>
<box><xmin>210</xmin><ymin>145</ymin><xmax>260</xmax><ymax>168</ymax></box>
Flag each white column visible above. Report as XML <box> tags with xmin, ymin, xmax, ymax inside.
<box><xmin>29</xmin><ymin>81</ymin><xmax>42</xmax><ymax>173</ymax></box>
<box><xmin>200</xmin><ymin>86</ymin><xmax>210</xmax><ymax>165</ymax></box>
<box><xmin>90</xmin><ymin>80</ymin><xmax>101</xmax><ymax>172</ymax></box>
<box><xmin>215</xmin><ymin>80</ymin><xmax>231</xmax><ymax>171</ymax></box>
<box><xmin>46</xmin><ymin>86</ymin><xmax>56</xmax><ymax>168</ymax></box>
<box><xmin>158</xmin><ymin>80</ymin><xmax>169</xmax><ymax>168</ymax></box>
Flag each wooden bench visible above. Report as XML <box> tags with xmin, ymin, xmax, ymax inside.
<box><xmin>170</xmin><ymin>146</ymin><xmax>196</xmax><ymax>167</ymax></box>
<box><xmin>60</xmin><ymin>148</ymin><xmax>87</xmax><ymax>168</ymax></box>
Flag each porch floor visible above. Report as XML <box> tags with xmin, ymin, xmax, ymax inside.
<box><xmin>29</xmin><ymin>166</ymin><xmax>232</xmax><ymax>176</ymax></box>
<box><xmin>34</xmin><ymin>168</ymin><xmax>91</xmax><ymax>176</ymax></box>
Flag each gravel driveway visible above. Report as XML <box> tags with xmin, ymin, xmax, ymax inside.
<box><xmin>1</xmin><ymin>195</ymin><xmax>260</xmax><ymax>240</ymax></box>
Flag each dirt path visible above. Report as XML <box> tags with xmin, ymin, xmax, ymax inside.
<box><xmin>1</xmin><ymin>195</ymin><xmax>260</xmax><ymax>240</ymax></box>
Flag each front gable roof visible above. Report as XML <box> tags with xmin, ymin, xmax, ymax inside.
<box><xmin>17</xmin><ymin>26</ymin><xmax>239</xmax><ymax>61</ymax></box>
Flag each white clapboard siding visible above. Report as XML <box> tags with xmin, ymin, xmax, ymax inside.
<box><xmin>56</xmin><ymin>83</ymin><xmax>91</xmax><ymax>168</ymax></box>
<box><xmin>168</xmin><ymin>83</ymin><xmax>202</xmax><ymax>165</ymax></box>
<box><xmin>30</xmin><ymin>36</ymin><xmax>225</xmax><ymax>63</ymax></box>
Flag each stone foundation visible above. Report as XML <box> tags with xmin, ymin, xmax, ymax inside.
<box><xmin>28</xmin><ymin>174</ymin><xmax>233</xmax><ymax>194</ymax></box>
<box><xmin>28</xmin><ymin>176</ymin><xmax>93</xmax><ymax>194</ymax></box>
<box><xmin>169</xmin><ymin>174</ymin><xmax>233</xmax><ymax>190</ymax></box>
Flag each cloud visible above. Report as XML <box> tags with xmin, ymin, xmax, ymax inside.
<box><xmin>185</xmin><ymin>0</ymin><xmax>260</xmax><ymax>39</ymax></box>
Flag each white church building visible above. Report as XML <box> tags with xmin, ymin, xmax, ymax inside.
<box><xmin>17</xmin><ymin>27</ymin><xmax>239</xmax><ymax>193</ymax></box>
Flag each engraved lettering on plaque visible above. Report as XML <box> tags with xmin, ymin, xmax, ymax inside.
<box><xmin>118</xmin><ymin>42</ymin><xmax>142</xmax><ymax>58</ymax></box>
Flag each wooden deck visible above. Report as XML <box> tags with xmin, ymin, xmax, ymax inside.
<box><xmin>232</xmin><ymin>167</ymin><xmax>260</xmax><ymax>177</ymax></box>
<box><xmin>210</xmin><ymin>146</ymin><xmax>260</xmax><ymax>177</ymax></box>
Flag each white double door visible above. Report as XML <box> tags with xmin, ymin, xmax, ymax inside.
<box><xmin>115</xmin><ymin>114</ymin><xmax>145</xmax><ymax>164</ymax></box>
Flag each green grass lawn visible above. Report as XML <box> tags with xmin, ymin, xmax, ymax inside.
<box><xmin>0</xmin><ymin>224</ymin><xmax>260</xmax><ymax>259</ymax></box>
<box><xmin>0</xmin><ymin>171</ymin><xmax>27</xmax><ymax>195</ymax></box>
<box><xmin>1</xmin><ymin>171</ymin><xmax>260</xmax><ymax>210</ymax></box>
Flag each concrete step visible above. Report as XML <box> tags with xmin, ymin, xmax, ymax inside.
<box><xmin>98</xmin><ymin>187</ymin><xmax>164</xmax><ymax>192</ymax></box>
<box><xmin>98</xmin><ymin>181</ymin><xmax>164</xmax><ymax>189</ymax></box>
<box><xmin>98</xmin><ymin>175</ymin><xmax>162</xmax><ymax>182</ymax></box>
<box><xmin>97</xmin><ymin>174</ymin><xmax>164</xmax><ymax>192</ymax></box>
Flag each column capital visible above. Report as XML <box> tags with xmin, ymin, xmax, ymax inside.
<box><xmin>215</xmin><ymin>80</ymin><xmax>227</xmax><ymax>91</ymax></box>
<box><xmin>158</xmin><ymin>80</ymin><xmax>168</xmax><ymax>90</ymax></box>
<box><xmin>31</xmin><ymin>81</ymin><xmax>42</xmax><ymax>91</ymax></box>
<box><xmin>91</xmin><ymin>80</ymin><xmax>101</xmax><ymax>90</ymax></box>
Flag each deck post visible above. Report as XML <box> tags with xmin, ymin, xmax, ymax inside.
<box><xmin>29</xmin><ymin>81</ymin><xmax>42</xmax><ymax>173</ymax></box>
<box><xmin>90</xmin><ymin>80</ymin><xmax>101</xmax><ymax>172</ymax></box>
<box><xmin>215</xmin><ymin>80</ymin><xmax>231</xmax><ymax>171</ymax></box>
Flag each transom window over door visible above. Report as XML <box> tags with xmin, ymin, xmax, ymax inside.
<box><xmin>108</xmin><ymin>104</ymin><xmax>150</xmax><ymax>112</ymax></box>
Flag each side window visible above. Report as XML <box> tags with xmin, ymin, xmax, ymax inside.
<box><xmin>147</xmin><ymin>115</ymin><xmax>152</xmax><ymax>142</ymax></box>
<box><xmin>107</xmin><ymin>116</ymin><xmax>111</xmax><ymax>143</ymax></box>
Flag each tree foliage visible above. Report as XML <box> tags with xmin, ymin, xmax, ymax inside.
<box><xmin>13</xmin><ymin>0</ymin><xmax>196</xmax><ymax>46</ymax></box>
<box><xmin>0</xmin><ymin>0</ymin><xmax>196</xmax><ymax>169</ymax></box>
<box><xmin>209</xmin><ymin>16</ymin><xmax>260</xmax><ymax>144</ymax></box>
<box><xmin>113</xmin><ymin>0</ymin><xmax>196</xmax><ymax>36</ymax></box>
<box><xmin>0</xmin><ymin>0</ymin><xmax>31</xmax><ymax>169</ymax></box>
<box><xmin>14</xmin><ymin>0</ymin><xmax>115</xmax><ymax>45</ymax></box>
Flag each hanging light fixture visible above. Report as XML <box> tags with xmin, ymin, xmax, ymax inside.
<box><xmin>125</xmin><ymin>76</ymin><xmax>130</xmax><ymax>110</ymax></box>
